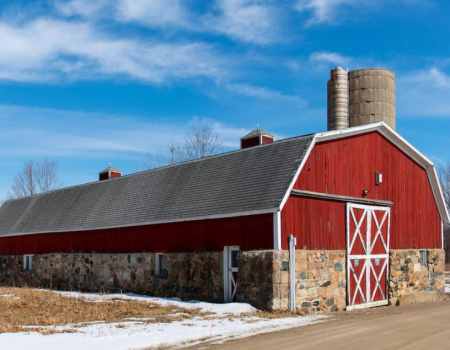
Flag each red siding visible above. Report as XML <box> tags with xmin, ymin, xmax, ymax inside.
<box><xmin>99</xmin><ymin>172</ymin><xmax>109</xmax><ymax>181</ymax></box>
<box><xmin>110</xmin><ymin>172</ymin><xmax>122</xmax><ymax>179</ymax></box>
<box><xmin>241</xmin><ymin>137</ymin><xmax>260</xmax><ymax>149</ymax></box>
<box><xmin>0</xmin><ymin>214</ymin><xmax>274</xmax><ymax>255</ymax></box>
<box><xmin>262</xmin><ymin>136</ymin><xmax>273</xmax><ymax>144</ymax></box>
<box><xmin>281</xmin><ymin>131</ymin><xmax>442</xmax><ymax>250</ymax></box>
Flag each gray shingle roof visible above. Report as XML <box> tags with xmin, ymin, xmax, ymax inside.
<box><xmin>99</xmin><ymin>166</ymin><xmax>121</xmax><ymax>174</ymax></box>
<box><xmin>240</xmin><ymin>129</ymin><xmax>274</xmax><ymax>140</ymax></box>
<box><xmin>0</xmin><ymin>134</ymin><xmax>315</xmax><ymax>236</ymax></box>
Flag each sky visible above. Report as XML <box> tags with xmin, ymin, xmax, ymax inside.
<box><xmin>1</xmin><ymin>0</ymin><xmax>450</xmax><ymax>199</ymax></box>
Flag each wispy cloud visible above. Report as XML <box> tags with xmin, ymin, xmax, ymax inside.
<box><xmin>397</xmin><ymin>67</ymin><xmax>450</xmax><ymax>118</ymax></box>
<box><xmin>225</xmin><ymin>83</ymin><xmax>305</xmax><ymax>104</ymax></box>
<box><xmin>295</xmin><ymin>0</ymin><xmax>360</xmax><ymax>24</ymax></box>
<box><xmin>402</xmin><ymin>67</ymin><xmax>450</xmax><ymax>88</ymax></box>
<box><xmin>56</xmin><ymin>0</ymin><xmax>281</xmax><ymax>44</ymax></box>
<box><xmin>205</xmin><ymin>0</ymin><xmax>281</xmax><ymax>45</ymax></box>
<box><xmin>0</xmin><ymin>104</ymin><xmax>246</xmax><ymax>157</ymax></box>
<box><xmin>295</xmin><ymin>0</ymin><xmax>425</xmax><ymax>25</ymax></box>
<box><xmin>0</xmin><ymin>18</ymin><xmax>227</xmax><ymax>83</ymax></box>
<box><xmin>310</xmin><ymin>51</ymin><xmax>353</xmax><ymax>67</ymax></box>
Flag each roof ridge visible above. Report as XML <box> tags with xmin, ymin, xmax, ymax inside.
<box><xmin>1</xmin><ymin>133</ymin><xmax>317</xmax><ymax>205</ymax></box>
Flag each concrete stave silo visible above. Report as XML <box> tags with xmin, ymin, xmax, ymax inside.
<box><xmin>348</xmin><ymin>68</ymin><xmax>396</xmax><ymax>130</ymax></box>
<box><xmin>327</xmin><ymin>66</ymin><xmax>349</xmax><ymax>130</ymax></box>
<box><xmin>327</xmin><ymin>67</ymin><xmax>396</xmax><ymax>131</ymax></box>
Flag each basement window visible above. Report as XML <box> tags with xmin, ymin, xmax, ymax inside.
<box><xmin>155</xmin><ymin>254</ymin><xmax>163</xmax><ymax>276</ymax></box>
<box><xmin>419</xmin><ymin>249</ymin><xmax>427</xmax><ymax>267</ymax></box>
<box><xmin>23</xmin><ymin>255</ymin><xmax>33</xmax><ymax>271</ymax></box>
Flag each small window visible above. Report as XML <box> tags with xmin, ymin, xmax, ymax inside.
<box><xmin>155</xmin><ymin>254</ymin><xmax>163</xmax><ymax>275</ymax></box>
<box><xmin>23</xmin><ymin>255</ymin><xmax>33</xmax><ymax>271</ymax></box>
<box><xmin>230</xmin><ymin>250</ymin><xmax>238</xmax><ymax>269</ymax></box>
<box><xmin>419</xmin><ymin>249</ymin><xmax>427</xmax><ymax>267</ymax></box>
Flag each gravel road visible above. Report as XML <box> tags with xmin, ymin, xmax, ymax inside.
<box><xmin>185</xmin><ymin>299</ymin><xmax>450</xmax><ymax>350</ymax></box>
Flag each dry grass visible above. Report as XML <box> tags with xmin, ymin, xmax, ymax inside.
<box><xmin>0</xmin><ymin>287</ymin><xmax>211</xmax><ymax>334</ymax></box>
<box><xmin>0</xmin><ymin>287</ymin><xmax>297</xmax><ymax>335</ymax></box>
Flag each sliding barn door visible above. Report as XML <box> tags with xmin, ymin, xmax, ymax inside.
<box><xmin>347</xmin><ymin>203</ymin><xmax>391</xmax><ymax>310</ymax></box>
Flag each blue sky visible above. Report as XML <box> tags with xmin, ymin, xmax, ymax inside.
<box><xmin>1</xmin><ymin>0</ymin><xmax>450</xmax><ymax>199</ymax></box>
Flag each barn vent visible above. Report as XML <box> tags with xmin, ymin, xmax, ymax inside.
<box><xmin>240</xmin><ymin>128</ymin><xmax>274</xmax><ymax>149</ymax></box>
<box><xmin>99</xmin><ymin>165</ymin><xmax>122</xmax><ymax>181</ymax></box>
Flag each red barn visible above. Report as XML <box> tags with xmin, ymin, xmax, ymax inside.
<box><xmin>0</xmin><ymin>122</ymin><xmax>447</xmax><ymax>313</ymax></box>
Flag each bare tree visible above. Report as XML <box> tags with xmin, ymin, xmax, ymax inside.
<box><xmin>134</xmin><ymin>122</ymin><xmax>226</xmax><ymax>172</ymax></box>
<box><xmin>7</xmin><ymin>158</ymin><xmax>63</xmax><ymax>199</ymax></box>
<box><xmin>437</xmin><ymin>161</ymin><xmax>450</xmax><ymax>211</ymax></box>
<box><xmin>175</xmin><ymin>122</ymin><xmax>225</xmax><ymax>162</ymax></box>
<box><xmin>133</xmin><ymin>151</ymin><xmax>153</xmax><ymax>172</ymax></box>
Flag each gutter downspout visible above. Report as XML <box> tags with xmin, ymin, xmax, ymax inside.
<box><xmin>288</xmin><ymin>234</ymin><xmax>297</xmax><ymax>312</ymax></box>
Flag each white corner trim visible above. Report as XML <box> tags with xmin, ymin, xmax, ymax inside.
<box><xmin>278</xmin><ymin>135</ymin><xmax>318</xmax><ymax>211</ymax></box>
<box><xmin>273</xmin><ymin>211</ymin><xmax>281</xmax><ymax>250</ymax></box>
<box><xmin>428</xmin><ymin>166</ymin><xmax>450</xmax><ymax>224</ymax></box>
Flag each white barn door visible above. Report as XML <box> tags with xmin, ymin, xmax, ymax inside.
<box><xmin>347</xmin><ymin>203</ymin><xmax>391</xmax><ymax>311</ymax></box>
<box><xmin>223</xmin><ymin>246</ymin><xmax>239</xmax><ymax>303</ymax></box>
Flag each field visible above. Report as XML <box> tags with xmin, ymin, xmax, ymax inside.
<box><xmin>0</xmin><ymin>288</ymin><xmax>323</xmax><ymax>349</ymax></box>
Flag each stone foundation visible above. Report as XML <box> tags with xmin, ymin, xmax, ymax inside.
<box><xmin>236</xmin><ymin>250</ymin><xmax>289</xmax><ymax>310</ymax></box>
<box><xmin>294</xmin><ymin>250</ymin><xmax>347</xmax><ymax>315</ymax></box>
<box><xmin>389</xmin><ymin>249</ymin><xmax>445</xmax><ymax>306</ymax></box>
<box><xmin>0</xmin><ymin>248</ymin><xmax>444</xmax><ymax>313</ymax></box>
<box><xmin>0</xmin><ymin>252</ymin><xmax>223</xmax><ymax>302</ymax></box>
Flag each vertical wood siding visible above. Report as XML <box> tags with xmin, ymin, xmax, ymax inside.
<box><xmin>281</xmin><ymin>131</ymin><xmax>442</xmax><ymax>250</ymax></box>
<box><xmin>262</xmin><ymin>136</ymin><xmax>274</xmax><ymax>144</ymax></box>
<box><xmin>241</xmin><ymin>137</ymin><xmax>260</xmax><ymax>149</ymax></box>
<box><xmin>0</xmin><ymin>213</ymin><xmax>274</xmax><ymax>255</ymax></box>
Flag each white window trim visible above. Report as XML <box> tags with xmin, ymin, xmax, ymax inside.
<box><xmin>23</xmin><ymin>255</ymin><xmax>33</xmax><ymax>271</ymax></box>
<box><xmin>419</xmin><ymin>249</ymin><xmax>427</xmax><ymax>267</ymax></box>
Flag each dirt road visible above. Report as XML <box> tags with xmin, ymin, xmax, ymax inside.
<box><xmin>186</xmin><ymin>300</ymin><xmax>450</xmax><ymax>350</ymax></box>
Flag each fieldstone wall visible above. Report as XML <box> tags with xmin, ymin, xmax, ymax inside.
<box><xmin>0</xmin><ymin>252</ymin><xmax>223</xmax><ymax>302</ymax></box>
<box><xmin>294</xmin><ymin>250</ymin><xmax>347</xmax><ymax>315</ymax></box>
<box><xmin>236</xmin><ymin>249</ymin><xmax>346</xmax><ymax>313</ymax></box>
<box><xmin>389</xmin><ymin>249</ymin><xmax>445</xmax><ymax>306</ymax></box>
<box><xmin>0</xmin><ymin>248</ymin><xmax>444</xmax><ymax>312</ymax></box>
<box><xmin>236</xmin><ymin>250</ymin><xmax>289</xmax><ymax>310</ymax></box>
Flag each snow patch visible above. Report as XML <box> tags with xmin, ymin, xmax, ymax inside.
<box><xmin>0</xmin><ymin>290</ymin><xmax>326</xmax><ymax>350</ymax></box>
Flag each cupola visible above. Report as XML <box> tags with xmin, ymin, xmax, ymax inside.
<box><xmin>240</xmin><ymin>129</ymin><xmax>274</xmax><ymax>149</ymax></box>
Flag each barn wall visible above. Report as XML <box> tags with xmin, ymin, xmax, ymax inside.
<box><xmin>0</xmin><ymin>214</ymin><xmax>273</xmax><ymax>255</ymax></box>
<box><xmin>241</xmin><ymin>137</ymin><xmax>260</xmax><ymax>149</ymax></box>
<box><xmin>262</xmin><ymin>136</ymin><xmax>273</xmax><ymax>144</ymax></box>
<box><xmin>282</xmin><ymin>131</ymin><xmax>442</xmax><ymax>250</ymax></box>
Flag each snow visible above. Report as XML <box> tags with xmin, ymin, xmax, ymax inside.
<box><xmin>445</xmin><ymin>283</ymin><xmax>450</xmax><ymax>294</ymax></box>
<box><xmin>0</xmin><ymin>291</ymin><xmax>326</xmax><ymax>350</ymax></box>
<box><xmin>55</xmin><ymin>291</ymin><xmax>260</xmax><ymax>316</ymax></box>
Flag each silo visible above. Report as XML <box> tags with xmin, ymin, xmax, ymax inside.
<box><xmin>327</xmin><ymin>66</ymin><xmax>349</xmax><ymax>131</ymax></box>
<box><xmin>348</xmin><ymin>69</ymin><xmax>396</xmax><ymax>130</ymax></box>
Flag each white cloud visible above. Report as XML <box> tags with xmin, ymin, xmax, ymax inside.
<box><xmin>310</xmin><ymin>51</ymin><xmax>353</xmax><ymax>67</ymax></box>
<box><xmin>0</xmin><ymin>105</ymin><xmax>246</xmax><ymax>157</ymax></box>
<box><xmin>397</xmin><ymin>67</ymin><xmax>450</xmax><ymax>118</ymax></box>
<box><xmin>116</xmin><ymin>0</ymin><xmax>190</xmax><ymax>28</ymax></box>
<box><xmin>206</xmin><ymin>0</ymin><xmax>280</xmax><ymax>45</ymax></box>
<box><xmin>295</xmin><ymin>0</ymin><xmax>363</xmax><ymax>24</ymax></box>
<box><xmin>56</xmin><ymin>0</ymin><xmax>111</xmax><ymax>17</ymax></box>
<box><xmin>402</xmin><ymin>67</ymin><xmax>450</xmax><ymax>88</ymax></box>
<box><xmin>225</xmin><ymin>83</ymin><xmax>305</xmax><ymax>104</ymax></box>
<box><xmin>56</xmin><ymin>0</ymin><xmax>280</xmax><ymax>44</ymax></box>
<box><xmin>0</xmin><ymin>18</ymin><xmax>227</xmax><ymax>83</ymax></box>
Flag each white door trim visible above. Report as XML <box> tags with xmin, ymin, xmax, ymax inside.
<box><xmin>223</xmin><ymin>246</ymin><xmax>239</xmax><ymax>303</ymax></box>
<box><xmin>346</xmin><ymin>203</ymin><xmax>391</xmax><ymax>310</ymax></box>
